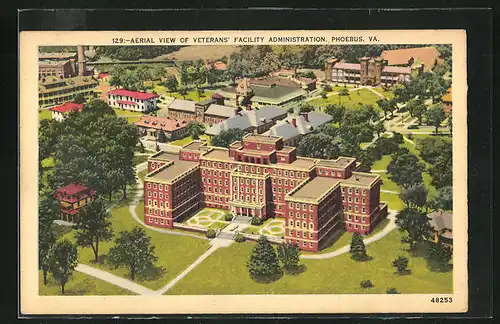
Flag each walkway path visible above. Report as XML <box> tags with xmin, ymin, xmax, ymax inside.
<box><xmin>156</xmin><ymin>245</ymin><xmax>219</xmax><ymax>295</ymax></box>
<box><xmin>381</xmin><ymin>189</ymin><xmax>400</xmax><ymax>194</ymax></box>
<box><xmin>75</xmin><ymin>264</ymin><xmax>156</xmax><ymax>295</ymax></box>
<box><xmin>366</xmin><ymin>86</ymin><xmax>386</xmax><ymax>99</ymax></box>
<box><xmin>300</xmin><ymin>210</ymin><xmax>398</xmax><ymax>260</ymax></box>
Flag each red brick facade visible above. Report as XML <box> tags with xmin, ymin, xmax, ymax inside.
<box><xmin>143</xmin><ymin>135</ymin><xmax>387</xmax><ymax>251</ymax></box>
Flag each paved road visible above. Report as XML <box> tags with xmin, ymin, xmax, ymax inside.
<box><xmin>75</xmin><ymin>264</ymin><xmax>156</xmax><ymax>295</ymax></box>
<box><xmin>300</xmin><ymin>210</ymin><xmax>398</xmax><ymax>260</ymax></box>
<box><xmin>156</xmin><ymin>246</ymin><xmax>219</xmax><ymax>294</ymax></box>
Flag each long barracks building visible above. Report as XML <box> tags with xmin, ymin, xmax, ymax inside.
<box><xmin>143</xmin><ymin>134</ymin><xmax>388</xmax><ymax>252</ymax></box>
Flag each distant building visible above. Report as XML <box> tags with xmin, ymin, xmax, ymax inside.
<box><xmin>216</xmin><ymin>77</ymin><xmax>307</xmax><ymax>109</ymax></box>
<box><xmin>53</xmin><ymin>183</ymin><xmax>97</xmax><ymax>223</ymax></box>
<box><xmin>134</xmin><ymin>115</ymin><xmax>189</xmax><ymax>141</ymax></box>
<box><xmin>324</xmin><ymin>56</ymin><xmax>417</xmax><ymax>87</ymax></box>
<box><xmin>262</xmin><ymin>111</ymin><xmax>333</xmax><ymax>146</ymax></box>
<box><xmin>163</xmin><ymin>97</ymin><xmax>239</xmax><ymax>126</ymax></box>
<box><xmin>204</xmin><ymin>106</ymin><xmax>288</xmax><ymax>137</ymax></box>
<box><xmin>380</xmin><ymin>46</ymin><xmax>442</xmax><ymax>71</ymax></box>
<box><xmin>143</xmin><ymin>134</ymin><xmax>388</xmax><ymax>251</ymax></box>
<box><xmin>270</xmin><ymin>69</ymin><xmax>317</xmax><ymax>91</ymax></box>
<box><xmin>429</xmin><ymin>211</ymin><xmax>453</xmax><ymax>248</ymax></box>
<box><xmin>38</xmin><ymin>45</ymin><xmax>92</xmax><ymax>79</ymax></box>
<box><xmin>107</xmin><ymin>89</ymin><xmax>159</xmax><ymax>113</ymax></box>
<box><xmin>442</xmin><ymin>88</ymin><xmax>452</xmax><ymax>115</ymax></box>
<box><xmin>97</xmin><ymin>72</ymin><xmax>112</xmax><ymax>82</ymax></box>
<box><xmin>205</xmin><ymin>61</ymin><xmax>227</xmax><ymax>71</ymax></box>
<box><xmin>38</xmin><ymin>75</ymin><xmax>98</xmax><ymax>108</ymax></box>
<box><xmin>48</xmin><ymin>102</ymin><xmax>84</xmax><ymax>122</ymax></box>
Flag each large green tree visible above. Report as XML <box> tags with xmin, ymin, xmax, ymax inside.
<box><xmin>108</xmin><ymin>227</ymin><xmax>158</xmax><ymax>281</ymax></box>
<box><xmin>210</xmin><ymin>128</ymin><xmax>246</xmax><ymax>148</ymax></box>
<box><xmin>48</xmin><ymin>239</ymin><xmax>78</xmax><ymax>294</ymax></box>
<box><xmin>297</xmin><ymin>133</ymin><xmax>340</xmax><ymax>160</ymax></box>
<box><xmin>399</xmin><ymin>183</ymin><xmax>428</xmax><ymax>211</ymax></box>
<box><xmin>75</xmin><ymin>199</ymin><xmax>113</xmax><ymax>263</ymax></box>
<box><xmin>387</xmin><ymin>148</ymin><xmax>425</xmax><ymax>188</ymax></box>
<box><xmin>165</xmin><ymin>75</ymin><xmax>178</xmax><ymax>92</ymax></box>
<box><xmin>186</xmin><ymin>121</ymin><xmax>205</xmax><ymax>140</ymax></box>
<box><xmin>350</xmin><ymin>232</ymin><xmax>368</xmax><ymax>261</ymax></box>
<box><xmin>324</xmin><ymin>104</ymin><xmax>346</xmax><ymax>126</ymax></box>
<box><xmin>395</xmin><ymin>208</ymin><xmax>433</xmax><ymax>250</ymax></box>
<box><xmin>425</xmin><ymin>105</ymin><xmax>446</xmax><ymax>134</ymax></box>
<box><xmin>430</xmin><ymin>186</ymin><xmax>453</xmax><ymax>211</ymax></box>
<box><xmin>276</xmin><ymin>242</ymin><xmax>301</xmax><ymax>271</ymax></box>
<box><xmin>39</xmin><ymin>197</ymin><xmax>59</xmax><ymax>285</ymax></box>
<box><xmin>247</xmin><ymin>236</ymin><xmax>281</xmax><ymax>279</ymax></box>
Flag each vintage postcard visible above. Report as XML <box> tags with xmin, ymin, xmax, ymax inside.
<box><xmin>20</xmin><ymin>30</ymin><xmax>467</xmax><ymax>315</ymax></box>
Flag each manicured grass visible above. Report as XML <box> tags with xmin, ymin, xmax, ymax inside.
<box><xmin>63</xmin><ymin>203</ymin><xmax>210</xmax><ymax>290</ymax></box>
<box><xmin>168</xmin><ymin>90</ymin><xmax>214</xmax><ymax>102</ymax></box>
<box><xmin>308</xmin><ymin>89</ymin><xmax>382</xmax><ymax>110</ymax></box>
<box><xmin>371</xmin><ymin>155</ymin><xmax>392</xmax><ymax>171</ymax></box>
<box><xmin>39</xmin><ymin>270</ymin><xmax>134</xmax><ymax>296</ymax></box>
<box><xmin>132</xmin><ymin>155</ymin><xmax>149</xmax><ymax>166</ymax></box>
<box><xmin>380</xmin><ymin>192</ymin><xmax>404</xmax><ymax>211</ymax></box>
<box><xmin>39</xmin><ymin>109</ymin><xmax>52</xmax><ymax>121</ymax></box>
<box><xmin>208</xmin><ymin>222</ymin><xmax>229</xmax><ymax>230</ymax></box>
<box><xmin>166</xmin><ymin>229</ymin><xmax>453</xmax><ymax>295</ymax></box>
<box><xmin>373</xmin><ymin>87</ymin><xmax>395</xmax><ymax>99</ymax></box>
<box><xmin>379</xmin><ymin>172</ymin><xmax>401</xmax><ymax>193</ymax></box>
<box><xmin>169</xmin><ymin>135</ymin><xmax>210</xmax><ymax>147</ymax></box>
<box><xmin>113</xmin><ymin>108</ymin><xmax>145</xmax><ymax>124</ymax></box>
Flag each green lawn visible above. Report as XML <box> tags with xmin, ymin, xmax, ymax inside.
<box><xmin>39</xmin><ymin>109</ymin><xmax>52</xmax><ymax>121</ymax></box>
<box><xmin>168</xmin><ymin>90</ymin><xmax>214</xmax><ymax>102</ymax></box>
<box><xmin>209</xmin><ymin>222</ymin><xmax>229</xmax><ymax>230</ymax></box>
<box><xmin>62</xmin><ymin>203</ymin><xmax>210</xmax><ymax>290</ymax></box>
<box><xmin>132</xmin><ymin>155</ymin><xmax>149</xmax><ymax>166</ymax></box>
<box><xmin>39</xmin><ymin>270</ymin><xmax>134</xmax><ymax>296</ymax></box>
<box><xmin>113</xmin><ymin>108</ymin><xmax>145</xmax><ymax>124</ymax></box>
<box><xmin>371</xmin><ymin>155</ymin><xmax>392</xmax><ymax>171</ymax></box>
<box><xmin>380</xmin><ymin>192</ymin><xmax>404</xmax><ymax>211</ymax></box>
<box><xmin>373</xmin><ymin>87</ymin><xmax>395</xmax><ymax>99</ymax></box>
<box><xmin>308</xmin><ymin>89</ymin><xmax>382</xmax><ymax>110</ymax></box>
<box><xmin>169</xmin><ymin>134</ymin><xmax>210</xmax><ymax>146</ymax></box>
<box><xmin>166</xmin><ymin>229</ymin><xmax>453</xmax><ymax>295</ymax></box>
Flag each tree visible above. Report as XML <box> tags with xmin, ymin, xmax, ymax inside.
<box><xmin>165</xmin><ymin>75</ymin><xmax>178</xmax><ymax>92</ymax></box>
<box><xmin>425</xmin><ymin>105</ymin><xmax>446</xmax><ymax>134</ymax></box>
<box><xmin>320</xmin><ymin>90</ymin><xmax>328</xmax><ymax>99</ymax></box>
<box><xmin>426</xmin><ymin>242</ymin><xmax>452</xmax><ymax>271</ymax></box>
<box><xmin>186</xmin><ymin>121</ymin><xmax>205</xmax><ymax>140</ymax></box>
<box><xmin>448</xmin><ymin>115</ymin><xmax>453</xmax><ymax>134</ymax></box>
<box><xmin>74</xmin><ymin>199</ymin><xmax>113</xmax><ymax>263</ymax></box>
<box><xmin>386</xmin><ymin>287</ymin><xmax>400</xmax><ymax>294</ymax></box>
<box><xmin>108</xmin><ymin>227</ymin><xmax>158</xmax><ymax>281</ymax></box>
<box><xmin>178</xmin><ymin>87</ymin><xmax>188</xmax><ymax>99</ymax></box>
<box><xmin>377</xmin><ymin>99</ymin><xmax>392</xmax><ymax>118</ymax></box>
<box><xmin>428</xmin><ymin>154</ymin><xmax>452</xmax><ymax>189</ymax></box>
<box><xmin>387</xmin><ymin>148</ymin><xmax>425</xmax><ymax>188</ymax></box>
<box><xmin>157</xmin><ymin>129</ymin><xmax>167</xmax><ymax>143</ymax></box>
<box><xmin>338</xmin><ymin>87</ymin><xmax>350</xmax><ymax>104</ymax></box>
<box><xmin>73</xmin><ymin>93</ymin><xmax>86</xmax><ymax>104</ymax></box>
<box><xmin>392</xmin><ymin>256</ymin><xmax>410</xmax><ymax>275</ymax></box>
<box><xmin>297</xmin><ymin>133</ymin><xmax>340</xmax><ymax>160</ymax></box>
<box><xmin>277</xmin><ymin>242</ymin><xmax>301</xmax><ymax>271</ymax></box>
<box><xmin>430</xmin><ymin>186</ymin><xmax>453</xmax><ymax>211</ymax></box>
<box><xmin>324</xmin><ymin>104</ymin><xmax>346</xmax><ymax>126</ymax></box>
<box><xmin>39</xmin><ymin>197</ymin><xmax>59</xmax><ymax>285</ymax></box>
<box><xmin>399</xmin><ymin>183</ymin><xmax>428</xmax><ymax>211</ymax></box>
<box><xmin>412</xmin><ymin>103</ymin><xmax>427</xmax><ymax>125</ymax></box>
<box><xmin>396</xmin><ymin>208</ymin><xmax>433</xmax><ymax>250</ymax></box>
<box><xmin>210</xmin><ymin>128</ymin><xmax>246</xmax><ymax>148</ymax></box>
<box><xmin>350</xmin><ymin>232</ymin><xmax>368</xmax><ymax>261</ymax></box>
<box><xmin>247</xmin><ymin>236</ymin><xmax>281</xmax><ymax>279</ymax></box>
<box><xmin>48</xmin><ymin>239</ymin><xmax>78</xmax><ymax>294</ymax></box>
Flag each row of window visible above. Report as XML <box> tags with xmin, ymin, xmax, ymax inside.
<box><xmin>287</xmin><ymin>239</ymin><xmax>315</xmax><ymax>248</ymax></box>
<box><xmin>110</xmin><ymin>95</ymin><xmax>148</xmax><ymax>103</ymax></box>
<box><xmin>203</xmin><ymin>178</ymin><xmax>227</xmax><ymax>186</ymax></box>
<box><xmin>231</xmin><ymin>177</ymin><xmax>264</xmax><ymax>186</ymax></box>
<box><xmin>201</xmin><ymin>161</ymin><xmax>234</xmax><ymax>170</ymax></box>
<box><xmin>289</xmin><ymin>212</ymin><xmax>314</xmax><ymax>221</ymax></box>
<box><xmin>342</xmin><ymin>187</ymin><xmax>367</xmax><ymax>195</ymax></box>
<box><xmin>147</xmin><ymin>182</ymin><xmax>169</xmax><ymax>191</ymax></box>
<box><xmin>147</xmin><ymin>191</ymin><xmax>169</xmax><ymax>199</ymax></box>
<box><xmin>202</xmin><ymin>169</ymin><xmax>230</xmax><ymax>178</ymax></box>
<box><xmin>289</xmin><ymin>202</ymin><xmax>314</xmax><ymax>211</ymax></box>
<box><xmin>342</xmin><ymin>196</ymin><xmax>366</xmax><ymax>204</ymax></box>
<box><xmin>347</xmin><ymin>223</ymin><xmax>368</xmax><ymax>230</ymax></box>
<box><xmin>288</xmin><ymin>219</ymin><xmax>314</xmax><ymax>230</ymax></box>
<box><xmin>236</xmin><ymin>164</ymin><xmax>308</xmax><ymax>179</ymax></box>
<box><xmin>206</xmin><ymin>194</ymin><xmax>229</xmax><ymax>203</ymax></box>
<box><xmin>147</xmin><ymin>208</ymin><xmax>168</xmax><ymax>216</ymax></box>
<box><xmin>345</xmin><ymin>205</ymin><xmax>367</xmax><ymax>213</ymax></box>
<box><xmin>347</xmin><ymin>215</ymin><xmax>368</xmax><ymax>222</ymax></box>
<box><xmin>147</xmin><ymin>199</ymin><xmax>170</xmax><ymax>208</ymax></box>
<box><xmin>147</xmin><ymin>217</ymin><xmax>170</xmax><ymax>225</ymax></box>
<box><xmin>204</xmin><ymin>186</ymin><xmax>228</xmax><ymax>195</ymax></box>
<box><xmin>288</xmin><ymin>230</ymin><xmax>315</xmax><ymax>239</ymax></box>
<box><xmin>234</xmin><ymin>187</ymin><xmax>263</xmax><ymax>195</ymax></box>
<box><xmin>317</xmin><ymin>168</ymin><xmax>345</xmax><ymax>177</ymax></box>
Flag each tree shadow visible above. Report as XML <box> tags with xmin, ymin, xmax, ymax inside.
<box><xmin>426</xmin><ymin>261</ymin><xmax>453</xmax><ymax>273</ymax></box>
<box><xmin>352</xmin><ymin>254</ymin><xmax>374</xmax><ymax>262</ymax></box>
<box><xmin>284</xmin><ymin>264</ymin><xmax>307</xmax><ymax>276</ymax></box>
<box><xmin>406</xmin><ymin>241</ymin><xmax>431</xmax><ymax>258</ymax></box>
<box><xmin>138</xmin><ymin>265</ymin><xmax>167</xmax><ymax>281</ymax></box>
<box><xmin>250</xmin><ymin>270</ymin><xmax>283</xmax><ymax>284</ymax></box>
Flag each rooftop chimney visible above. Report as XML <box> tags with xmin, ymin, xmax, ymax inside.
<box><xmin>77</xmin><ymin>45</ymin><xmax>86</xmax><ymax>76</ymax></box>
<box><xmin>291</xmin><ymin>118</ymin><xmax>297</xmax><ymax>127</ymax></box>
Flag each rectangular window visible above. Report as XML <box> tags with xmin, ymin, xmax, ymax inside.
<box><xmin>362</xmin><ymin>207</ymin><xmax>366</xmax><ymax>213</ymax></box>
<box><xmin>309</xmin><ymin>205</ymin><xmax>313</xmax><ymax>211</ymax></box>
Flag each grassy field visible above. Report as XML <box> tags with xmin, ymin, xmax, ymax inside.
<box><xmin>167</xmin><ymin>90</ymin><xmax>214</xmax><ymax>102</ymax></box>
<box><xmin>166</xmin><ymin>229</ymin><xmax>453</xmax><ymax>295</ymax></box>
<box><xmin>373</xmin><ymin>87</ymin><xmax>395</xmax><ymax>99</ymax></box>
<box><xmin>39</xmin><ymin>270</ymin><xmax>134</xmax><ymax>296</ymax></box>
<box><xmin>61</xmin><ymin>204</ymin><xmax>210</xmax><ymax>290</ymax></box>
<box><xmin>169</xmin><ymin>134</ymin><xmax>210</xmax><ymax>146</ymax></box>
<box><xmin>308</xmin><ymin>88</ymin><xmax>383</xmax><ymax>110</ymax></box>
<box><xmin>380</xmin><ymin>192</ymin><xmax>405</xmax><ymax>211</ymax></box>
<box><xmin>39</xmin><ymin>109</ymin><xmax>52</xmax><ymax>121</ymax></box>
<box><xmin>113</xmin><ymin>108</ymin><xmax>144</xmax><ymax>124</ymax></box>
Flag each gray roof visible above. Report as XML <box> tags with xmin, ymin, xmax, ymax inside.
<box><xmin>205</xmin><ymin>106</ymin><xmax>287</xmax><ymax>136</ymax></box>
<box><xmin>262</xmin><ymin>111</ymin><xmax>333</xmax><ymax>139</ymax></box>
<box><xmin>429</xmin><ymin>211</ymin><xmax>453</xmax><ymax>231</ymax></box>
<box><xmin>168</xmin><ymin>99</ymin><xmax>196</xmax><ymax>112</ymax></box>
<box><xmin>204</xmin><ymin>104</ymin><xmax>237</xmax><ymax>118</ymax></box>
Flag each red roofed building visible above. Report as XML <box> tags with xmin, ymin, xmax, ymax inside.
<box><xmin>97</xmin><ymin>72</ymin><xmax>111</xmax><ymax>81</ymax></box>
<box><xmin>53</xmin><ymin>183</ymin><xmax>97</xmax><ymax>222</ymax></box>
<box><xmin>134</xmin><ymin>115</ymin><xmax>189</xmax><ymax>141</ymax></box>
<box><xmin>380</xmin><ymin>46</ymin><xmax>442</xmax><ymax>71</ymax></box>
<box><xmin>206</xmin><ymin>61</ymin><xmax>227</xmax><ymax>71</ymax></box>
<box><xmin>107</xmin><ymin>89</ymin><xmax>159</xmax><ymax>113</ymax></box>
<box><xmin>48</xmin><ymin>102</ymin><xmax>84</xmax><ymax>122</ymax></box>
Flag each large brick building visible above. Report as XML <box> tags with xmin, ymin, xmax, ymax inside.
<box><xmin>143</xmin><ymin>134</ymin><xmax>387</xmax><ymax>252</ymax></box>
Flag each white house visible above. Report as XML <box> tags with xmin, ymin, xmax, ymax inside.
<box><xmin>48</xmin><ymin>102</ymin><xmax>84</xmax><ymax>122</ymax></box>
<box><xmin>107</xmin><ymin>89</ymin><xmax>159</xmax><ymax>113</ymax></box>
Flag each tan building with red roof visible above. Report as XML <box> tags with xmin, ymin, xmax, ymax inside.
<box><xmin>48</xmin><ymin>102</ymin><xmax>84</xmax><ymax>122</ymax></box>
<box><xmin>134</xmin><ymin>115</ymin><xmax>189</xmax><ymax>140</ymax></box>
<box><xmin>107</xmin><ymin>89</ymin><xmax>159</xmax><ymax>113</ymax></box>
<box><xmin>380</xmin><ymin>46</ymin><xmax>442</xmax><ymax>71</ymax></box>
<box><xmin>54</xmin><ymin>183</ymin><xmax>97</xmax><ymax>222</ymax></box>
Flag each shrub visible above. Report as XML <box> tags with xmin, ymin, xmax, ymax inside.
<box><xmin>360</xmin><ymin>280</ymin><xmax>373</xmax><ymax>288</ymax></box>
<box><xmin>322</xmin><ymin>84</ymin><xmax>333</xmax><ymax>92</ymax></box>
<box><xmin>386</xmin><ymin>287</ymin><xmax>400</xmax><ymax>294</ymax></box>
<box><xmin>234</xmin><ymin>232</ymin><xmax>246</xmax><ymax>243</ymax></box>
<box><xmin>206</xmin><ymin>229</ymin><xmax>216</xmax><ymax>238</ymax></box>
<box><xmin>320</xmin><ymin>91</ymin><xmax>328</xmax><ymax>99</ymax></box>
<box><xmin>251</xmin><ymin>216</ymin><xmax>263</xmax><ymax>226</ymax></box>
<box><xmin>407</xmin><ymin>133</ymin><xmax>414</xmax><ymax>140</ymax></box>
<box><xmin>392</xmin><ymin>256</ymin><xmax>410</xmax><ymax>275</ymax></box>
<box><xmin>407</xmin><ymin>124</ymin><xmax>419</xmax><ymax>129</ymax></box>
<box><xmin>224</xmin><ymin>213</ymin><xmax>234</xmax><ymax>221</ymax></box>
